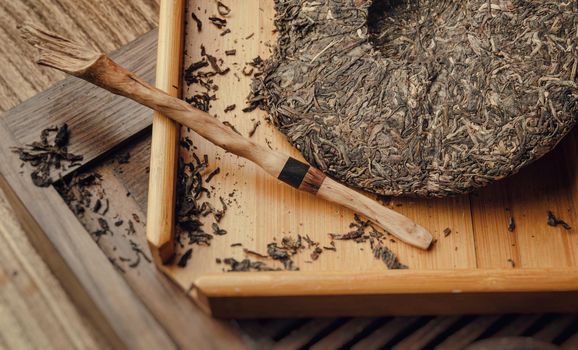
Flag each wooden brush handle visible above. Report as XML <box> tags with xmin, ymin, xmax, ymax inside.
<box><xmin>146</xmin><ymin>0</ymin><xmax>184</xmax><ymax>265</ymax></box>
<box><xmin>82</xmin><ymin>55</ymin><xmax>432</xmax><ymax>250</ymax></box>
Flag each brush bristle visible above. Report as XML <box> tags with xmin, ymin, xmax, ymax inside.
<box><xmin>20</xmin><ymin>23</ymin><xmax>102</xmax><ymax>75</ymax></box>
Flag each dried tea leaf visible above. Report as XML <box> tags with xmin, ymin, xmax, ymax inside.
<box><xmin>507</xmin><ymin>217</ymin><xmax>516</xmax><ymax>232</ymax></box>
<box><xmin>212</xmin><ymin>222</ymin><xmax>227</xmax><ymax>236</ymax></box>
<box><xmin>248</xmin><ymin>120</ymin><xmax>261</xmax><ymax>137</ymax></box>
<box><xmin>373</xmin><ymin>244</ymin><xmax>408</xmax><ymax>270</ymax></box>
<box><xmin>191</xmin><ymin>12</ymin><xmax>202</xmax><ymax>32</ymax></box>
<box><xmin>216</xmin><ymin>1</ymin><xmax>231</xmax><ymax>16</ymax></box>
<box><xmin>177</xmin><ymin>248</ymin><xmax>193</xmax><ymax>268</ymax></box>
<box><xmin>310</xmin><ymin>247</ymin><xmax>322</xmax><ymax>261</ymax></box>
<box><xmin>205</xmin><ymin>167</ymin><xmax>221</xmax><ymax>183</ymax></box>
<box><xmin>223</xmin><ymin>258</ymin><xmax>280</xmax><ymax>272</ymax></box>
<box><xmin>547</xmin><ymin>211</ymin><xmax>571</xmax><ymax>230</ymax></box>
<box><xmin>209</xmin><ymin>16</ymin><xmax>227</xmax><ymax>29</ymax></box>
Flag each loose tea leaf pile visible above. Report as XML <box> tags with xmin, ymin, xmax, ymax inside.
<box><xmin>13</xmin><ymin>124</ymin><xmax>83</xmax><ymax>187</ymax></box>
<box><xmin>175</xmin><ymin>150</ymin><xmax>228</xmax><ymax>249</ymax></box>
<box><xmin>250</xmin><ymin>0</ymin><xmax>578</xmax><ymax>197</ymax></box>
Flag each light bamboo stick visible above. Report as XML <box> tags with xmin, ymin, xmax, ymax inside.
<box><xmin>147</xmin><ymin>0</ymin><xmax>184</xmax><ymax>264</ymax></box>
<box><xmin>21</xmin><ymin>24</ymin><xmax>433</xmax><ymax>256</ymax></box>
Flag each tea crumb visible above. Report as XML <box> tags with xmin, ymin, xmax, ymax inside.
<box><xmin>507</xmin><ymin>258</ymin><xmax>516</xmax><ymax>268</ymax></box>
<box><xmin>177</xmin><ymin>248</ymin><xmax>193</xmax><ymax>268</ymax></box>
<box><xmin>216</xmin><ymin>1</ymin><xmax>231</xmax><ymax>16</ymax></box>
<box><xmin>507</xmin><ymin>217</ymin><xmax>516</xmax><ymax>232</ymax></box>
<box><xmin>208</xmin><ymin>16</ymin><xmax>226</xmax><ymax>29</ymax></box>
<box><xmin>443</xmin><ymin>227</ymin><xmax>451</xmax><ymax>237</ymax></box>
<box><xmin>547</xmin><ymin>211</ymin><xmax>571</xmax><ymax>230</ymax></box>
<box><xmin>191</xmin><ymin>12</ymin><xmax>202</xmax><ymax>32</ymax></box>
<box><xmin>248</xmin><ymin>120</ymin><xmax>261</xmax><ymax>137</ymax></box>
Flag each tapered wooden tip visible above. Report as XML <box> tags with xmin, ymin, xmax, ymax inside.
<box><xmin>316</xmin><ymin>177</ymin><xmax>434</xmax><ymax>250</ymax></box>
<box><xmin>148</xmin><ymin>239</ymin><xmax>175</xmax><ymax>266</ymax></box>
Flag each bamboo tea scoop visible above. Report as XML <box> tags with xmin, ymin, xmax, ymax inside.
<box><xmin>21</xmin><ymin>24</ymin><xmax>433</xmax><ymax>256</ymax></box>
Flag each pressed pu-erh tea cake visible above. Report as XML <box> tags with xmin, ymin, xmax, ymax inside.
<box><xmin>251</xmin><ymin>0</ymin><xmax>578</xmax><ymax>197</ymax></box>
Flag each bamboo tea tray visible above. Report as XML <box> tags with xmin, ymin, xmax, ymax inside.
<box><xmin>143</xmin><ymin>0</ymin><xmax>578</xmax><ymax>318</ymax></box>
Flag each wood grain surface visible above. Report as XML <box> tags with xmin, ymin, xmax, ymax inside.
<box><xmin>0</xmin><ymin>0</ymin><xmax>158</xmax><ymax>111</ymax></box>
<box><xmin>1</xmin><ymin>0</ymin><xmax>577</xmax><ymax>348</ymax></box>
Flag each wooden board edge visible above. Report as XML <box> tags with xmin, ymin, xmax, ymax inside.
<box><xmin>191</xmin><ymin>269</ymin><xmax>578</xmax><ymax>318</ymax></box>
<box><xmin>198</xmin><ymin>291</ymin><xmax>578</xmax><ymax>319</ymax></box>
<box><xmin>195</xmin><ymin>269</ymin><xmax>578</xmax><ymax>297</ymax></box>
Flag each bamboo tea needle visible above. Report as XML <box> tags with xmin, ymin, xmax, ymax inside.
<box><xmin>21</xmin><ymin>24</ymin><xmax>433</xmax><ymax>252</ymax></box>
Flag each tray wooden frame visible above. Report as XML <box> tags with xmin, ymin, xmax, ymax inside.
<box><xmin>148</xmin><ymin>0</ymin><xmax>578</xmax><ymax>317</ymax></box>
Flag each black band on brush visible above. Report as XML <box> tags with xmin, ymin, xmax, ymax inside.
<box><xmin>278</xmin><ymin>157</ymin><xmax>309</xmax><ymax>189</ymax></box>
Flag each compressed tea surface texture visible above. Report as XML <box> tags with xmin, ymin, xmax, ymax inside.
<box><xmin>251</xmin><ymin>0</ymin><xmax>578</xmax><ymax>197</ymax></box>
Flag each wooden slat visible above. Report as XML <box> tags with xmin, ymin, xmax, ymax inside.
<box><xmin>2</xmin><ymin>30</ymin><xmax>157</xmax><ymax>178</ymax></box>
<box><xmin>196</xmin><ymin>269</ymin><xmax>578</xmax><ymax>297</ymax></box>
<box><xmin>563</xmin><ymin>332</ymin><xmax>578</xmax><ymax>349</ymax></box>
<box><xmin>0</xmin><ymin>121</ymin><xmax>175</xmax><ymax>348</ymax></box>
<box><xmin>533</xmin><ymin>316</ymin><xmax>577</xmax><ymax>343</ymax></box>
<box><xmin>238</xmin><ymin>319</ymin><xmax>308</xmax><ymax>348</ymax></box>
<box><xmin>434</xmin><ymin>316</ymin><xmax>501</xmax><ymax>350</ymax></box>
<box><xmin>352</xmin><ymin>317</ymin><xmax>420</xmax><ymax>350</ymax></box>
<box><xmin>392</xmin><ymin>316</ymin><xmax>462</xmax><ymax>350</ymax></box>
<box><xmin>146</xmin><ymin>0</ymin><xmax>184</xmax><ymax>264</ymax></box>
<box><xmin>272</xmin><ymin>319</ymin><xmax>338</xmax><ymax>350</ymax></box>
<box><xmin>310</xmin><ymin>318</ymin><xmax>376</xmax><ymax>350</ymax></box>
<box><xmin>492</xmin><ymin>315</ymin><xmax>543</xmax><ymax>337</ymax></box>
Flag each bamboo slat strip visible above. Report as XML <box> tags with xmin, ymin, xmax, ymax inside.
<box><xmin>146</xmin><ymin>0</ymin><xmax>185</xmax><ymax>264</ymax></box>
